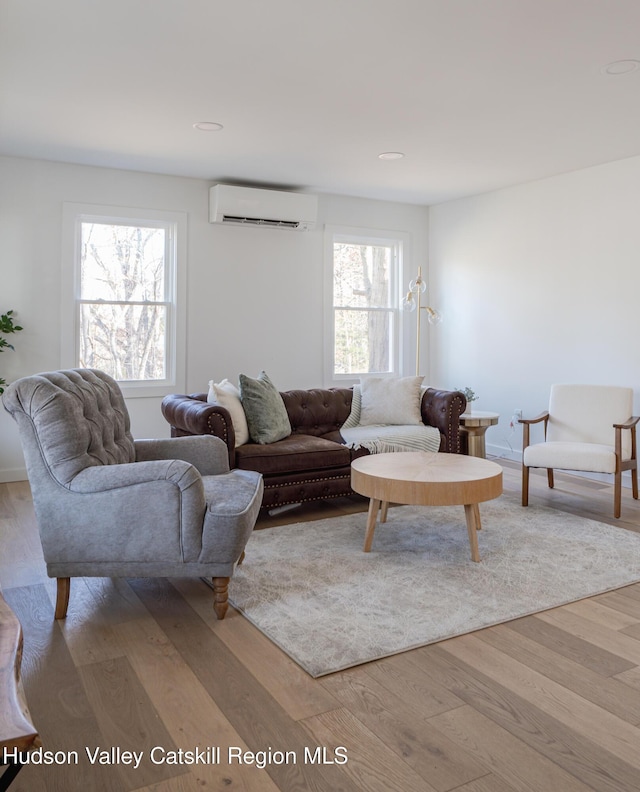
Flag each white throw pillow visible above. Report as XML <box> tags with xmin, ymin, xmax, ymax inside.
<box><xmin>207</xmin><ymin>379</ymin><xmax>250</xmax><ymax>446</ymax></box>
<box><xmin>359</xmin><ymin>376</ymin><xmax>423</xmax><ymax>426</ymax></box>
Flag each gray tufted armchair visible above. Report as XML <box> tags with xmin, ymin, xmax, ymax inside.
<box><xmin>2</xmin><ymin>369</ymin><xmax>263</xmax><ymax>620</ymax></box>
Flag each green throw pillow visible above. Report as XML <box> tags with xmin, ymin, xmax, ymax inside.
<box><xmin>239</xmin><ymin>371</ymin><xmax>292</xmax><ymax>444</ymax></box>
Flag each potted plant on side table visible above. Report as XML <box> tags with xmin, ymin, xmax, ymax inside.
<box><xmin>457</xmin><ymin>386</ymin><xmax>479</xmax><ymax>412</ymax></box>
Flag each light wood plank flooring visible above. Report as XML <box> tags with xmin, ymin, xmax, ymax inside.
<box><xmin>2</xmin><ymin>460</ymin><xmax>640</xmax><ymax>791</ymax></box>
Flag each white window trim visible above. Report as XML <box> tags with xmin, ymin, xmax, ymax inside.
<box><xmin>323</xmin><ymin>224</ymin><xmax>410</xmax><ymax>388</ymax></box>
<box><xmin>61</xmin><ymin>203</ymin><xmax>187</xmax><ymax>398</ymax></box>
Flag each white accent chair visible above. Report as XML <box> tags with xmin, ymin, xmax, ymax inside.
<box><xmin>520</xmin><ymin>384</ymin><xmax>639</xmax><ymax>518</ymax></box>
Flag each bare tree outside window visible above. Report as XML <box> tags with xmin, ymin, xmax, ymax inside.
<box><xmin>333</xmin><ymin>240</ymin><xmax>396</xmax><ymax>375</ymax></box>
<box><xmin>79</xmin><ymin>222</ymin><xmax>169</xmax><ymax>381</ymax></box>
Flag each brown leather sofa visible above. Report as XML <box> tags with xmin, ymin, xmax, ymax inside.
<box><xmin>161</xmin><ymin>387</ymin><xmax>466</xmax><ymax>510</ymax></box>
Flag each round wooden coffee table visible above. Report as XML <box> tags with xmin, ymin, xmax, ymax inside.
<box><xmin>351</xmin><ymin>452</ymin><xmax>503</xmax><ymax>561</ymax></box>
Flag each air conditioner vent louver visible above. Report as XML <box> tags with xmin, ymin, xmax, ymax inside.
<box><xmin>209</xmin><ymin>184</ymin><xmax>317</xmax><ymax>231</ymax></box>
<box><xmin>222</xmin><ymin>215</ymin><xmax>301</xmax><ymax>229</ymax></box>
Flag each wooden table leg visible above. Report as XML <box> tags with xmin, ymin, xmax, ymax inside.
<box><xmin>363</xmin><ymin>498</ymin><xmax>381</xmax><ymax>552</ymax></box>
<box><xmin>379</xmin><ymin>501</ymin><xmax>389</xmax><ymax>523</ymax></box>
<box><xmin>464</xmin><ymin>503</ymin><xmax>481</xmax><ymax>562</ymax></box>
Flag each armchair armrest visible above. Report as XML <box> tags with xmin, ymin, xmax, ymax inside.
<box><xmin>55</xmin><ymin>461</ymin><xmax>209</xmax><ymax>567</ymax></box>
<box><xmin>421</xmin><ymin>388</ymin><xmax>467</xmax><ymax>453</ymax></box>
<box><xmin>613</xmin><ymin>416</ymin><xmax>640</xmax><ymax>430</ymax></box>
<box><xmin>518</xmin><ymin>411</ymin><xmax>550</xmax><ymax>425</ymax></box>
<box><xmin>68</xmin><ymin>458</ymin><xmax>202</xmax><ymax>494</ymax></box>
<box><xmin>614</xmin><ymin>416</ymin><xmax>639</xmax><ymax>464</ymax></box>
<box><xmin>135</xmin><ymin>435</ymin><xmax>230</xmax><ymax>476</ymax></box>
<box><xmin>519</xmin><ymin>411</ymin><xmax>549</xmax><ymax>449</ymax></box>
<box><xmin>161</xmin><ymin>393</ymin><xmax>236</xmax><ymax>467</ymax></box>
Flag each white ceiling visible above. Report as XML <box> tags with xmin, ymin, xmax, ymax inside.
<box><xmin>2</xmin><ymin>0</ymin><xmax>640</xmax><ymax>205</ymax></box>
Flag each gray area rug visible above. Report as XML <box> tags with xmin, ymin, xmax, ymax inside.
<box><xmin>229</xmin><ymin>498</ymin><xmax>640</xmax><ymax>677</ymax></box>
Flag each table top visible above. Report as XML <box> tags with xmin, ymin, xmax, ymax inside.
<box><xmin>351</xmin><ymin>451</ymin><xmax>503</xmax><ymax>506</ymax></box>
<box><xmin>459</xmin><ymin>411</ymin><xmax>499</xmax><ymax>427</ymax></box>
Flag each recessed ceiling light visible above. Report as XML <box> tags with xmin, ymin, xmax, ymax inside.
<box><xmin>193</xmin><ymin>121</ymin><xmax>224</xmax><ymax>131</ymax></box>
<box><xmin>378</xmin><ymin>151</ymin><xmax>405</xmax><ymax>160</ymax></box>
<box><xmin>601</xmin><ymin>59</ymin><xmax>640</xmax><ymax>76</ymax></box>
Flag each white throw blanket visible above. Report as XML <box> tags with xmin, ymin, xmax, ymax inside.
<box><xmin>340</xmin><ymin>423</ymin><xmax>441</xmax><ymax>454</ymax></box>
<box><xmin>340</xmin><ymin>383</ymin><xmax>441</xmax><ymax>454</ymax></box>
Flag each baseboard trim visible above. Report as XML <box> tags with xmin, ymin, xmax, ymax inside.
<box><xmin>0</xmin><ymin>468</ymin><xmax>28</xmax><ymax>483</ymax></box>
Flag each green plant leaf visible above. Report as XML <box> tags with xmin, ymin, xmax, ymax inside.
<box><xmin>0</xmin><ymin>309</ymin><xmax>23</xmax><ymax>390</ymax></box>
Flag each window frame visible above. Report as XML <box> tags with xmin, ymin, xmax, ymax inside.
<box><xmin>324</xmin><ymin>225</ymin><xmax>408</xmax><ymax>387</ymax></box>
<box><xmin>61</xmin><ymin>203</ymin><xmax>187</xmax><ymax>398</ymax></box>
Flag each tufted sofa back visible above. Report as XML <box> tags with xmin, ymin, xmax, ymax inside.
<box><xmin>3</xmin><ymin>368</ymin><xmax>135</xmax><ymax>486</ymax></box>
<box><xmin>280</xmin><ymin>388</ymin><xmax>353</xmax><ymax>437</ymax></box>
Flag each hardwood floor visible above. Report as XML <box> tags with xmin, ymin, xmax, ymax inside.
<box><xmin>2</xmin><ymin>460</ymin><xmax>640</xmax><ymax>791</ymax></box>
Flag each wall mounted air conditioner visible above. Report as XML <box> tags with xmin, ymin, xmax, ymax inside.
<box><xmin>209</xmin><ymin>184</ymin><xmax>318</xmax><ymax>231</ymax></box>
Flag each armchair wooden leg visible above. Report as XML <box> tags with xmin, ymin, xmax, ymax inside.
<box><xmin>632</xmin><ymin>466</ymin><xmax>639</xmax><ymax>500</ymax></box>
<box><xmin>522</xmin><ymin>465</ymin><xmax>529</xmax><ymax>507</ymax></box>
<box><xmin>614</xmin><ymin>471</ymin><xmax>622</xmax><ymax>519</ymax></box>
<box><xmin>55</xmin><ymin>577</ymin><xmax>70</xmax><ymax>619</ymax></box>
<box><xmin>547</xmin><ymin>469</ymin><xmax>554</xmax><ymax>489</ymax></box>
<box><xmin>212</xmin><ymin>577</ymin><xmax>230</xmax><ymax>620</ymax></box>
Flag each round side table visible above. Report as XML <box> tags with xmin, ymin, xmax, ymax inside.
<box><xmin>459</xmin><ymin>411</ymin><xmax>499</xmax><ymax>458</ymax></box>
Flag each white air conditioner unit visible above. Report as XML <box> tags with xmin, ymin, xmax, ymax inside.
<box><xmin>209</xmin><ymin>184</ymin><xmax>317</xmax><ymax>231</ymax></box>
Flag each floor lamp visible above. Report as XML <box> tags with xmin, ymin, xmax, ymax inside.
<box><xmin>402</xmin><ymin>266</ymin><xmax>441</xmax><ymax>377</ymax></box>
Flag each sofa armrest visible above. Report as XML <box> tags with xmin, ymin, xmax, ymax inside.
<box><xmin>421</xmin><ymin>388</ymin><xmax>467</xmax><ymax>453</ymax></box>
<box><xmin>161</xmin><ymin>393</ymin><xmax>236</xmax><ymax>467</ymax></box>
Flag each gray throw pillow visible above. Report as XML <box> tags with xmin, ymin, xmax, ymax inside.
<box><xmin>239</xmin><ymin>371</ymin><xmax>292</xmax><ymax>444</ymax></box>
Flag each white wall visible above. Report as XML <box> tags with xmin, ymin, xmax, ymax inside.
<box><xmin>429</xmin><ymin>155</ymin><xmax>640</xmax><ymax>460</ymax></box>
<box><xmin>0</xmin><ymin>156</ymin><xmax>429</xmax><ymax>481</ymax></box>
<box><xmin>5</xmin><ymin>152</ymin><xmax>637</xmax><ymax>482</ymax></box>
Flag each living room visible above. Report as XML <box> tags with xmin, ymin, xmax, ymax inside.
<box><xmin>3</xmin><ymin>151</ymin><xmax>640</xmax><ymax>479</ymax></box>
<box><xmin>2</xmin><ymin>1</ymin><xmax>640</xmax><ymax>791</ymax></box>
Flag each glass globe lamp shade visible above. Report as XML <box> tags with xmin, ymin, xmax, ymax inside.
<box><xmin>402</xmin><ymin>293</ymin><xmax>416</xmax><ymax>312</ymax></box>
<box><xmin>408</xmin><ymin>277</ymin><xmax>427</xmax><ymax>295</ymax></box>
<box><xmin>426</xmin><ymin>307</ymin><xmax>442</xmax><ymax>325</ymax></box>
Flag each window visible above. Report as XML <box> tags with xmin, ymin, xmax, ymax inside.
<box><xmin>325</xmin><ymin>227</ymin><xmax>404</xmax><ymax>383</ymax></box>
<box><xmin>62</xmin><ymin>205</ymin><xmax>186</xmax><ymax>397</ymax></box>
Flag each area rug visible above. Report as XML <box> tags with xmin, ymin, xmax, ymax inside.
<box><xmin>229</xmin><ymin>498</ymin><xmax>640</xmax><ymax>677</ymax></box>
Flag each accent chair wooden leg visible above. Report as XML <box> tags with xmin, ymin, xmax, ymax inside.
<box><xmin>212</xmin><ymin>577</ymin><xmax>230</xmax><ymax>620</ymax></box>
<box><xmin>547</xmin><ymin>469</ymin><xmax>554</xmax><ymax>489</ymax></box>
<box><xmin>614</xmin><ymin>471</ymin><xmax>622</xmax><ymax>519</ymax></box>
<box><xmin>632</xmin><ymin>465</ymin><xmax>639</xmax><ymax>500</ymax></box>
<box><xmin>55</xmin><ymin>577</ymin><xmax>70</xmax><ymax>619</ymax></box>
<box><xmin>522</xmin><ymin>465</ymin><xmax>529</xmax><ymax>507</ymax></box>
<box><xmin>237</xmin><ymin>550</ymin><xmax>246</xmax><ymax>566</ymax></box>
